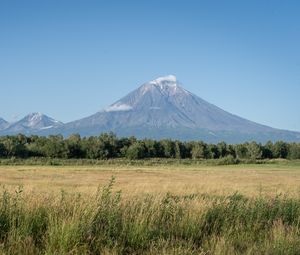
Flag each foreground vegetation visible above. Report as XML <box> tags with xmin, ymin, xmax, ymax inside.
<box><xmin>1</xmin><ymin>133</ymin><xmax>300</xmax><ymax>161</ymax></box>
<box><xmin>1</xmin><ymin>151</ymin><xmax>300</xmax><ymax>254</ymax></box>
<box><xmin>1</xmin><ymin>176</ymin><xmax>300</xmax><ymax>255</ymax></box>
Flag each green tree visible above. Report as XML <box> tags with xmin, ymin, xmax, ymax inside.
<box><xmin>191</xmin><ymin>142</ymin><xmax>208</xmax><ymax>159</ymax></box>
<box><xmin>262</xmin><ymin>141</ymin><xmax>274</xmax><ymax>159</ymax></box>
<box><xmin>43</xmin><ymin>135</ymin><xmax>68</xmax><ymax>158</ymax></box>
<box><xmin>161</xmin><ymin>140</ymin><xmax>175</xmax><ymax>158</ymax></box>
<box><xmin>288</xmin><ymin>143</ymin><xmax>300</xmax><ymax>159</ymax></box>
<box><xmin>235</xmin><ymin>144</ymin><xmax>248</xmax><ymax>159</ymax></box>
<box><xmin>174</xmin><ymin>141</ymin><xmax>183</xmax><ymax>159</ymax></box>
<box><xmin>66</xmin><ymin>134</ymin><xmax>83</xmax><ymax>158</ymax></box>
<box><xmin>2</xmin><ymin>135</ymin><xmax>28</xmax><ymax>158</ymax></box>
<box><xmin>0</xmin><ymin>142</ymin><xmax>6</xmax><ymax>157</ymax></box>
<box><xmin>208</xmin><ymin>144</ymin><xmax>220</xmax><ymax>159</ymax></box>
<box><xmin>94</xmin><ymin>133</ymin><xmax>118</xmax><ymax>159</ymax></box>
<box><xmin>126</xmin><ymin>142</ymin><xmax>146</xmax><ymax>160</ymax></box>
<box><xmin>247</xmin><ymin>142</ymin><xmax>262</xmax><ymax>159</ymax></box>
<box><xmin>273</xmin><ymin>141</ymin><xmax>288</xmax><ymax>158</ymax></box>
<box><xmin>217</xmin><ymin>142</ymin><xmax>228</xmax><ymax>158</ymax></box>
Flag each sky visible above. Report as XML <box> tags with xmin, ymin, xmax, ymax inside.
<box><xmin>0</xmin><ymin>0</ymin><xmax>300</xmax><ymax>131</ymax></box>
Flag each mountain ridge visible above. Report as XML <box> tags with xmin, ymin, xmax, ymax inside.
<box><xmin>1</xmin><ymin>113</ymin><xmax>63</xmax><ymax>135</ymax></box>
<box><xmin>1</xmin><ymin>75</ymin><xmax>300</xmax><ymax>143</ymax></box>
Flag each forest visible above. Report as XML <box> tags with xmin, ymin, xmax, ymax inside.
<box><xmin>0</xmin><ymin>132</ymin><xmax>299</xmax><ymax>160</ymax></box>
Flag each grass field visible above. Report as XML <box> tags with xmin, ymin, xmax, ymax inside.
<box><xmin>1</xmin><ymin>160</ymin><xmax>300</xmax><ymax>197</ymax></box>
<box><xmin>1</xmin><ymin>160</ymin><xmax>300</xmax><ymax>254</ymax></box>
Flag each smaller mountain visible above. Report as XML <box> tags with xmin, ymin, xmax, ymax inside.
<box><xmin>2</xmin><ymin>113</ymin><xmax>63</xmax><ymax>135</ymax></box>
<box><xmin>0</xmin><ymin>118</ymin><xmax>9</xmax><ymax>130</ymax></box>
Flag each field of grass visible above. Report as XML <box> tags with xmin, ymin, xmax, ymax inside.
<box><xmin>1</xmin><ymin>160</ymin><xmax>300</xmax><ymax>254</ymax></box>
<box><xmin>1</xmin><ymin>160</ymin><xmax>300</xmax><ymax>197</ymax></box>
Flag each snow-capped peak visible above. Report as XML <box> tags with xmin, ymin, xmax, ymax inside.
<box><xmin>0</xmin><ymin>113</ymin><xmax>63</xmax><ymax>133</ymax></box>
<box><xmin>27</xmin><ymin>112</ymin><xmax>43</xmax><ymax>121</ymax></box>
<box><xmin>17</xmin><ymin>113</ymin><xmax>63</xmax><ymax>129</ymax></box>
<box><xmin>25</xmin><ymin>112</ymin><xmax>48</xmax><ymax>128</ymax></box>
<box><xmin>149</xmin><ymin>75</ymin><xmax>177</xmax><ymax>85</ymax></box>
<box><xmin>140</xmin><ymin>75</ymin><xmax>190</xmax><ymax>97</ymax></box>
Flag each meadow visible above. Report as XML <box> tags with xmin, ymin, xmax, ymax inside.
<box><xmin>1</xmin><ymin>160</ymin><xmax>300</xmax><ymax>254</ymax></box>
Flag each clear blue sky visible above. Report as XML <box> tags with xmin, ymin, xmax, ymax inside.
<box><xmin>1</xmin><ymin>0</ymin><xmax>300</xmax><ymax>131</ymax></box>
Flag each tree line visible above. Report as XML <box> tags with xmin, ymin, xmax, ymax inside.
<box><xmin>0</xmin><ymin>133</ymin><xmax>300</xmax><ymax>160</ymax></box>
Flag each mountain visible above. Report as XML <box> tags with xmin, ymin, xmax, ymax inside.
<box><xmin>57</xmin><ymin>75</ymin><xmax>300</xmax><ymax>143</ymax></box>
<box><xmin>1</xmin><ymin>76</ymin><xmax>299</xmax><ymax>143</ymax></box>
<box><xmin>0</xmin><ymin>118</ymin><xmax>9</xmax><ymax>130</ymax></box>
<box><xmin>1</xmin><ymin>113</ymin><xmax>63</xmax><ymax>135</ymax></box>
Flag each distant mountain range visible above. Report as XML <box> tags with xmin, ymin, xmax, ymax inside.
<box><xmin>1</xmin><ymin>75</ymin><xmax>300</xmax><ymax>143</ymax></box>
<box><xmin>0</xmin><ymin>113</ymin><xmax>63</xmax><ymax>135</ymax></box>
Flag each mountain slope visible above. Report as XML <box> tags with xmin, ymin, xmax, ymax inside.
<box><xmin>1</xmin><ymin>113</ymin><xmax>63</xmax><ymax>135</ymax></box>
<box><xmin>58</xmin><ymin>75</ymin><xmax>300</xmax><ymax>142</ymax></box>
<box><xmin>0</xmin><ymin>118</ymin><xmax>9</xmax><ymax>130</ymax></box>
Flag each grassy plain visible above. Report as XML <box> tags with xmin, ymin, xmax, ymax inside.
<box><xmin>1</xmin><ymin>160</ymin><xmax>300</xmax><ymax>254</ymax></box>
<box><xmin>1</xmin><ymin>160</ymin><xmax>300</xmax><ymax>197</ymax></box>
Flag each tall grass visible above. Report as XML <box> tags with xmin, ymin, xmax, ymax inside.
<box><xmin>1</xmin><ymin>178</ymin><xmax>300</xmax><ymax>254</ymax></box>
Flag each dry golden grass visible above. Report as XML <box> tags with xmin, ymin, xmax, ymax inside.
<box><xmin>1</xmin><ymin>162</ymin><xmax>300</xmax><ymax>254</ymax></box>
<box><xmin>1</xmin><ymin>162</ymin><xmax>300</xmax><ymax>197</ymax></box>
